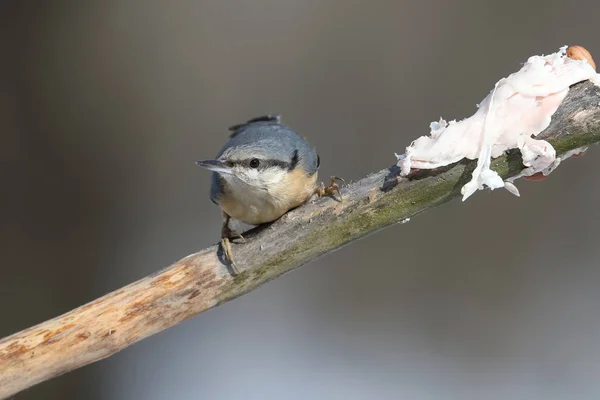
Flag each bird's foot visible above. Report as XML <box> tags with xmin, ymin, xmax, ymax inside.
<box><xmin>221</xmin><ymin>225</ymin><xmax>245</xmax><ymax>275</ymax></box>
<box><xmin>314</xmin><ymin>176</ymin><xmax>345</xmax><ymax>201</ymax></box>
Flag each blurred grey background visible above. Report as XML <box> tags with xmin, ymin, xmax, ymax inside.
<box><xmin>2</xmin><ymin>1</ymin><xmax>600</xmax><ymax>399</ymax></box>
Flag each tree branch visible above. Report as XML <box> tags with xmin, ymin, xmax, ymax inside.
<box><xmin>2</xmin><ymin>81</ymin><xmax>600</xmax><ymax>399</ymax></box>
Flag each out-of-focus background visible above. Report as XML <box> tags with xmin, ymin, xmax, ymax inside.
<box><xmin>2</xmin><ymin>1</ymin><xmax>600</xmax><ymax>399</ymax></box>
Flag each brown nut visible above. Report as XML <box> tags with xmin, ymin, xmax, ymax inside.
<box><xmin>566</xmin><ymin>45</ymin><xmax>596</xmax><ymax>71</ymax></box>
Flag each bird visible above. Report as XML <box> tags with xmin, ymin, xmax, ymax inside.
<box><xmin>196</xmin><ymin>114</ymin><xmax>343</xmax><ymax>273</ymax></box>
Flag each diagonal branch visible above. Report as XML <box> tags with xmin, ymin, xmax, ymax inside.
<box><xmin>1</xmin><ymin>81</ymin><xmax>600</xmax><ymax>399</ymax></box>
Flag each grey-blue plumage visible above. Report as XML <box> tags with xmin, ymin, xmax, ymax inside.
<box><xmin>209</xmin><ymin>119</ymin><xmax>319</xmax><ymax>205</ymax></box>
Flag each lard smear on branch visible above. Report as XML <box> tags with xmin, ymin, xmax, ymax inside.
<box><xmin>397</xmin><ymin>46</ymin><xmax>599</xmax><ymax>200</ymax></box>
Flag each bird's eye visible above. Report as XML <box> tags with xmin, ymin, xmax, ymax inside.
<box><xmin>249</xmin><ymin>158</ymin><xmax>260</xmax><ymax>168</ymax></box>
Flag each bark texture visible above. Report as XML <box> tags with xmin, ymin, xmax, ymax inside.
<box><xmin>1</xmin><ymin>81</ymin><xmax>599</xmax><ymax>399</ymax></box>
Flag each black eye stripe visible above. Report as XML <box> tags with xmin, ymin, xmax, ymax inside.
<box><xmin>261</xmin><ymin>159</ymin><xmax>289</xmax><ymax>169</ymax></box>
<box><xmin>232</xmin><ymin>158</ymin><xmax>289</xmax><ymax>169</ymax></box>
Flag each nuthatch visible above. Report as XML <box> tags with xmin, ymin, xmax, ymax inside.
<box><xmin>196</xmin><ymin>115</ymin><xmax>343</xmax><ymax>272</ymax></box>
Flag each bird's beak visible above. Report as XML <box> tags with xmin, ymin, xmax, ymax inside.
<box><xmin>195</xmin><ymin>159</ymin><xmax>233</xmax><ymax>174</ymax></box>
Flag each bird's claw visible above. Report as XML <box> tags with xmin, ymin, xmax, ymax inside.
<box><xmin>220</xmin><ymin>237</ymin><xmax>242</xmax><ymax>275</ymax></box>
<box><xmin>222</xmin><ymin>221</ymin><xmax>245</xmax><ymax>242</ymax></box>
<box><xmin>315</xmin><ymin>176</ymin><xmax>345</xmax><ymax>201</ymax></box>
<box><xmin>221</xmin><ymin>217</ymin><xmax>245</xmax><ymax>275</ymax></box>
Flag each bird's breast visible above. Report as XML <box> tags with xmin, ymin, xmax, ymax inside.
<box><xmin>218</xmin><ymin>170</ymin><xmax>318</xmax><ymax>225</ymax></box>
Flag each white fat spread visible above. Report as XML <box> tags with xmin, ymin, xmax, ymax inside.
<box><xmin>397</xmin><ymin>46</ymin><xmax>600</xmax><ymax>201</ymax></box>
